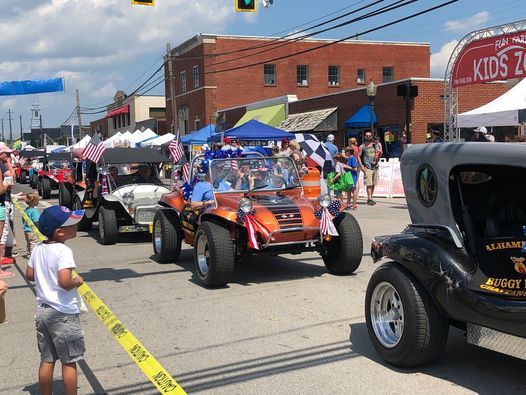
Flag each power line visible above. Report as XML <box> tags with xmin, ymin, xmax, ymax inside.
<box><xmin>170</xmin><ymin>0</ymin><xmax>386</xmax><ymax>62</ymax></box>
<box><xmin>80</xmin><ymin>75</ymin><xmax>167</xmax><ymax>116</ymax></box>
<box><xmin>208</xmin><ymin>0</ymin><xmax>416</xmax><ymax>69</ymax></box>
<box><xmin>80</xmin><ymin>61</ymin><xmax>166</xmax><ymax>111</ymax></box>
<box><xmin>206</xmin><ymin>0</ymin><xmax>459</xmax><ymax>75</ymax></box>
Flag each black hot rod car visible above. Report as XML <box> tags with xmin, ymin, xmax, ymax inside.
<box><xmin>367</xmin><ymin>142</ymin><xmax>526</xmax><ymax>367</ymax></box>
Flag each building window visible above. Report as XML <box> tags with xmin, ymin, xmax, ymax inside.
<box><xmin>357</xmin><ymin>69</ymin><xmax>366</xmax><ymax>84</ymax></box>
<box><xmin>180</xmin><ymin>71</ymin><xmax>187</xmax><ymax>93</ymax></box>
<box><xmin>192</xmin><ymin>65</ymin><xmax>200</xmax><ymax>89</ymax></box>
<box><xmin>383</xmin><ymin>67</ymin><xmax>394</xmax><ymax>83</ymax></box>
<box><xmin>149</xmin><ymin>107</ymin><xmax>166</xmax><ymax>118</ymax></box>
<box><xmin>328</xmin><ymin>66</ymin><xmax>340</xmax><ymax>86</ymax></box>
<box><xmin>296</xmin><ymin>65</ymin><xmax>309</xmax><ymax>86</ymax></box>
<box><xmin>264</xmin><ymin>64</ymin><xmax>276</xmax><ymax>85</ymax></box>
<box><xmin>178</xmin><ymin>105</ymin><xmax>189</xmax><ymax>134</ymax></box>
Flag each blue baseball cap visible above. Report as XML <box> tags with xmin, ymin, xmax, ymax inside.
<box><xmin>37</xmin><ymin>206</ymin><xmax>85</xmax><ymax>238</ymax></box>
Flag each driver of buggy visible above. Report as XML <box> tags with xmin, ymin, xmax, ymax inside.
<box><xmin>191</xmin><ymin>162</ymin><xmax>230</xmax><ymax>209</ymax></box>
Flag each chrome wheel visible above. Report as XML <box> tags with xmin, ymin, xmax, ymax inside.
<box><xmin>153</xmin><ymin>218</ymin><xmax>162</xmax><ymax>254</ymax></box>
<box><xmin>370</xmin><ymin>281</ymin><xmax>405</xmax><ymax>348</ymax></box>
<box><xmin>196</xmin><ymin>233</ymin><xmax>210</xmax><ymax>276</ymax></box>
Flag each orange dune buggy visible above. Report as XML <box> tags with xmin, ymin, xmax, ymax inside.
<box><xmin>152</xmin><ymin>154</ymin><xmax>363</xmax><ymax>287</ymax></box>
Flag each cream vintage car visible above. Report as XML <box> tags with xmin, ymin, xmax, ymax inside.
<box><xmin>73</xmin><ymin>148</ymin><xmax>170</xmax><ymax>245</ymax></box>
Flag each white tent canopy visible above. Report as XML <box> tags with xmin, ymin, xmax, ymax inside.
<box><xmin>130</xmin><ymin>129</ymin><xmax>158</xmax><ymax>147</ymax></box>
<box><xmin>64</xmin><ymin>135</ymin><xmax>91</xmax><ymax>152</ymax></box>
<box><xmin>457</xmin><ymin>78</ymin><xmax>526</xmax><ymax>127</ymax></box>
<box><xmin>103</xmin><ymin>132</ymin><xmax>122</xmax><ymax>148</ymax></box>
<box><xmin>141</xmin><ymin>133</ymin><xmax>175</xmax><ymax>147</ymax></box>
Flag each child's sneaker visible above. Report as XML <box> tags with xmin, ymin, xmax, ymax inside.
<box><xmin>1</xmin><ymin>257</ymin><xmax>14</xmax><ymax>266</ymax></box>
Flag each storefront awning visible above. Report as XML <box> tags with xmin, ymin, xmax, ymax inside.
<box><xmin>277</xmin><ymin>107</ymin><xmax>338</xmax><ymax>132</ymax></box>
<box><xmin>344</xmin><ymin>104</ymin><xmax>377</xmax><ymax>128</ymax></box>
<box><xmin>106</xmin><ymin>105</ymin><xmax>129</xmax><ymax>118</ymax></box>
<box><xmin>234</xmin><ymin>104</ymin><xmax>286</xmax><ymax>127</ymax></box>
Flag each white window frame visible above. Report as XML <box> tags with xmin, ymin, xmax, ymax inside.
<box><xmin>383</xmin><ymin>67</ymin><xmax>394</xmax><ymax>83</ymax></box>
<box><xmin>328</xmin><ymin>65</ymin><xmax>340</xmax><ymax>86</ymax></box>
<box><xmin>357</xmin><ymin>69</ymin><xmax>365</xmax><ymax>84</ymax></box>
<box><xmin>296</xmin><ymin>65</ymin><xmax>309</xmax><ymax>86</ymax></box>
<box><xmin>264</xmin><ymin>64</ymin><xmax>276</xmax><ymax>86</ymax></box>
<box><xmin>192</xmin><ymin>65</ymin><xmax>200</xmax><ymax>89</ymax></box>
<box><xmin>180</xmin><ymin>71</ymin><xmax>187</xmax><ymax>93</ymax></box>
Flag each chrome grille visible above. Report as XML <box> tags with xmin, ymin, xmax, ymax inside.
<box><xmin>259</xmin><ymin>201</ymin><xmax>303</xmax><ymax>229</ymax></box>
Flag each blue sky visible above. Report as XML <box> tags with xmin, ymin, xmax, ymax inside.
<box><xmin>0</xmin><ymin>0</ymin><xmax>524</xmax><ymax>138</ymax></box>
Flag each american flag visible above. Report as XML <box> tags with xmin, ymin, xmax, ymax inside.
<box><xmin>231</xmin><ymin>159</ymin><xmax>239</xmax><ymax>172</ymax></box>
<box><xmin>168</xmin><ymin>136</ymin><xmax>190</xmax><ymax>182</ymax></box>
<box><xmin>320</xmin><ymin>207</ymin><xmax>338</xmax><ymax>236</ymax></box>
<box><xmin>168</xmin><ymin>137</ymin><xmax>185</xmax><ymax>163</ymax></box>
<box><xmin>82</xmin><ymin>134</ymin><xmax>106</xmax><ymax>163</ymax></box>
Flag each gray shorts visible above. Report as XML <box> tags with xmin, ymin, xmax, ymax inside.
<box><xmin>35</xmin><ymin>305</ymin><xmax>85</xmax><ymax>363</ymax></box>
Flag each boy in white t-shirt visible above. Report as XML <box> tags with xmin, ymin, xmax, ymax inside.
<box><xmin>25</xmin><ymin>205</ymin><xmax>85</xmax><ymax>395</ymax></box>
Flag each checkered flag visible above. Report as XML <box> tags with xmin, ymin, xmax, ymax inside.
<box><xmin>294</xmin><ymin>133</ymin><xmax>333</xmax><ymax>169</ymax></box>
<box><xmin>82</xmin><ymin>133</ymin><xmax>106</xmax><ymax>163</ymax></box>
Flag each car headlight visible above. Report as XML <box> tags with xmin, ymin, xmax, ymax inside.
<box><xmin>239</xmin><ymin>198</ymin><xmax>253</xmax><ymax>213</ymax></box>
<box><xmin>123</xmin><ymin>192</ymin><xmax>134</xmax><ymax>206</ymax></box>
<box><xmin>318</xmin><ymin>193</ymin><xmax>331</xmax><ymax>208</ymax></box>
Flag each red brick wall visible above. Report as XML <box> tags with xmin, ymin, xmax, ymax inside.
<box><xmin>167</xmin><ymin>35</ymin><xmax>430</xmax><ymax>131</ymax></box>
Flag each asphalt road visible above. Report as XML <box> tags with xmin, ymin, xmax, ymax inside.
<box><xmin>1</xmin><ymin>183</ymin><xmax>525</xmax><ymax>394</ymax></box>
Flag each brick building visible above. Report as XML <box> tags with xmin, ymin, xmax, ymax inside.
<box><xmin>165</xmin><ymin>34</ymin><xmax>430</xmax><ymax>135</ymax></box>
<box><xmin>219</xmin><ymin>78</ymin><xmax>509</xmax><ymax>146</ymax></box>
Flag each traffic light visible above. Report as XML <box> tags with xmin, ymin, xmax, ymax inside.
<box><xmin>235</xmin><ymin>0</ymin><xmax>256</xmax><ymax>12</ymax></box>
<box><xmin>131</xmin><ymin>0</ymin><xmax>154</xmax><ymax>6</ymax></box>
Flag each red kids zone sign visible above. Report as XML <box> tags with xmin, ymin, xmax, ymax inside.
<box><xmin>452</xmin><ymin>31</ymin><xmax>526</xmax><ymax>87</ymax></box>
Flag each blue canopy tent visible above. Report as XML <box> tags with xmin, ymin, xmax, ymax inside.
<box><xmin>211</xmin><ymin>119</ymin><xmax>294</xmax><ymax>142</ymax></box>
<box><xmin>344</xmin><ymin>104</ymin><xmax>377</xmax><ymax>128</ymax></box>
<box><xmin>180</xmin><ymin>124</ymin><xmax>218</xmax><ymax>145</ymax></box>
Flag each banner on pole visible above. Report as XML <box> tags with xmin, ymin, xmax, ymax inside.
<box><xmin>0</xmin><ymin>77</ymin><xmax>64</xmax><ymax>96</ymax></box>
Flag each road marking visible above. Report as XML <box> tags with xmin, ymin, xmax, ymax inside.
<box><xmin>12</xmin><ymin>200</ymin><xmax>186</xmax><ymax>395</ymax></box>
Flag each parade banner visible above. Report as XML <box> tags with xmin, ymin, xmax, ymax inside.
<box><xmin>0</xmin><ymin>77</ymin><xmax>64</xmax><ymax>95</ymax></box>
<box><xmin>452</xmin><ymin>30</ymin><xmax>526</xmax><ymax>87</ymax></box>
<box><xmin>390</xmin><ymin>161</ymin><xmax>405</xmax><ymax>197</ymax></box>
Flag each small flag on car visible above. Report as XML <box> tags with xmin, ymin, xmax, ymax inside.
<box><xmin>82</xmin><ymin>134</ymin><xmax>106</xmax><ymax>163</ymax></box>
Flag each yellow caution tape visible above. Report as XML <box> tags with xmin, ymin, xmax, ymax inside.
<box><xmin>13</xmin><ymin>200</ymin><xmax>186</xmax><ymax>395</ymax></box>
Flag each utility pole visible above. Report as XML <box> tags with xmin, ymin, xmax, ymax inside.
<box><xmin>76</xmin><ymin>89</ymin><xmax>83</xmax><ymax>140</ymax></box>
<box><xmin>7</xmin><ymin>109</ymin><xmax>13</xmax><ymax>142</ymax></box>
<box><xmin>166</xmin><ymin>43</ymin><xmax>177</xmax><ymax>137</ymax></box>
<box><xmin>19</xmin><ymin>114</ymin><xmax>23</xmax><ymax>139</ymax></box>
<box><xmin>40</xmin><ymin>114</ymin><xmax>45</xmax><ymax>147</ymax></box>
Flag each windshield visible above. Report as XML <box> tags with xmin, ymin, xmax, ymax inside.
<box><xmin>209</xmin><ymin>157</ymin><xmax>301</xmax><ymax>192</ymax></box>
<box><xmin>48</xmin><ymin>160</ymin><xmax>70</xmax><ymax>170</ymax></box>
<box><xmin>105</xmin><ymin>163</ymin><xmax>164</xmax><ymax>186</ymax></box>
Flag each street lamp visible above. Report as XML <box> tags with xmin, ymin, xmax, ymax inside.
<box><xmin>366</xmin><ymin>80</ymin><xmax>377</xmax><ymax>135</ymax></box>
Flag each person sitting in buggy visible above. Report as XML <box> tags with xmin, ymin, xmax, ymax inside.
<box><xmin>191</xmin><ymin>167</ymin><xmax>229</xmax><ymax>209</ymax></box>
<box><xmin>131</xmin><ymin>164</ymin><xmax>164</xmax><ymax>185</ymax></box>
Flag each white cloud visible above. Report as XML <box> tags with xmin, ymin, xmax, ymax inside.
<box><xmin>0</xmin><ymin>99</ymin><xmax>18</xmax><ymax>112</ymax></box>
<box><xmin>445</xmin><ymin>11</ymin><xmax>489</xmax><ymax>32</ymax></box>
<box><xmin>0</xmin><ymin>0</ymin><xmax>234</xmax><ymax>125</ymax></box>
<box><xmin>430</xmin><ymin>39</ymin><xmax>459</xmax><ymax>78</ymax></box>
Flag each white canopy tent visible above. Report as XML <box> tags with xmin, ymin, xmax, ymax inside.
<box><xmin>112</xmin><ymin>131</ymin><xmax>132</xmax><ymax>147</ymax></box>
<box><xmin>103</xmin><ymin>132</ymin><xmax>122</xmax><ymax>148</ymax></box>
<box><xmin>457</xmin><ymin>78</ymin><xmax>526</xmax><ymax>127</ymax></box>
<box><xmin>141</xmin><ymin>133</ymin><xmax>175</xmax><ymax>147</ymax></box>
<box><xmin>130</xmin><ymin>129</ymin><xmax>157</xmax><ymax>147</ymax></box>
<box><xmin>64</xmin><ymin>135</ymin><xmax>91</xmax><ymax>152</ymax></box>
